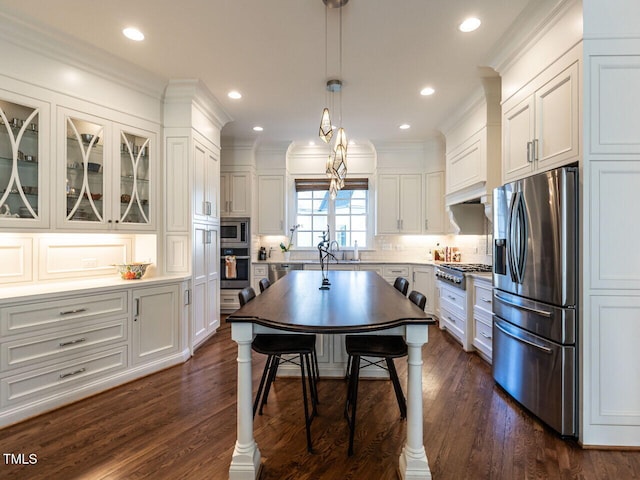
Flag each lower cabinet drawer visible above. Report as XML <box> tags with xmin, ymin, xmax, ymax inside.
<box><xmin>2</xmin><ymin>319</ymin><xmax>127</xmax><ymax>371</ymax></box>
<box><xmin>220</xmin><ymin>290</ymin><xmax>240</xmax><ymax>311</ymax></box>
<box><xmin>253</xmin><ymin>265</ymin><xmax>268</xmax><ymax>278</ymax></box>
<box><xmin>439</xmin><ymin>305</ymin><xmax>465</xmax><ymax>342</ymax></box>
<box><xmin>1</xmin><ymin>292</ymin><xmax>128</xmax><ymax>336</ymax></box>
<box><xmin>473</xmin><ymin>316</ymin><xmax>493</xmax><ymax>359</ymax></box>
<box><xmin>1</xmin><ymin>346</ymin><xmax>127</xmax><ymax>408</ymax></box>
<box><xmin>383</xmin><ymin>265</ymin><xmax>410</xmax><ymax>278</ymax></box>
<box><xmin>439</xmin><ymin>284</ymin><xmax>466</xmax><ymax>316</ymax></box>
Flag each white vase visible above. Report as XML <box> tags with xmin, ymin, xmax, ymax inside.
<box><xmin>283</xmin><ymin>251</ymin><xmax>291</xmax><ymax>261</ymax></box>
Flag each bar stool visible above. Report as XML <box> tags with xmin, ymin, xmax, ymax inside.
<box><xmin>393</xmin><ymin>276</ymin><xmax>409</xmax><ymax>296</ymax></box>
<box><xmin>258</xmin><ymin>277</ymin><xmax>271</xmax><ymax>293</ymax></box>
<box><xmin>343</xmin><ymin>290</ymin><xmax>427</xmax><ymax>456</ymax></box>
<box><xmin>254</xmin><ymin>278</ymin><xmax>319</xmax><ymax>406</ymax></box>
<box><xmin>238</xmin><ymin>286</ymin><xmax>319</xmax><ymax>452</ymax></box>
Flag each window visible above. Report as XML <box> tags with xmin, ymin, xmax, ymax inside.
<box><xmin>294</xmin><ymin>178</ymin><xmax>369</xmax><ymax>249</ymax></box>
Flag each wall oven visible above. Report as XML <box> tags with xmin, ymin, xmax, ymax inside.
<box><xmin>220</xmin><ymin>218</ymin><xmax>250</xmax><ymax>289</ymax></box>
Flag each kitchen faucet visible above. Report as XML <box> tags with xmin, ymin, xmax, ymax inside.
<box><xmin>329</xmin><ymin>240</ymin><xmax>342</xmax><ymax>260</ymax></box>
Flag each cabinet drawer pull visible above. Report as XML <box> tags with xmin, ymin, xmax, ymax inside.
<box><xmin>59</xmin><ymin>367</ymin><xmax>86</xmax><ymax>379</ymax></box>
<box><xmin>59</xmin><ymin>338</ymin><xmax>87</xmax><ymax>347</ymax></box>
<box><xmin>447</xmin><ymin>295</ymin><xmax>456</xmax><ymax>301</ymax></box>
<box><xmin>481</xmin><ymin>297</ymin><xmax>491</xmax><ymax>303</ymax></box>
<box><xmin>480</xmin><ymin>332</ymin><xmax>492</xmax><ymax>339</ymax></box>
<box><xmin>59</xmin><ymin>308</ymin><xmax>87</xmax><ymax>316</ymax></box>
<box><xmin>447</xmin><ymin>316</ymin><xmax>456</xmax><ymax>324</ymax></box>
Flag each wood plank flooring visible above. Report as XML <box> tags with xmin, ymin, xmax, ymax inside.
<box><xmin>1</xmin><ymin>319</ymin><xmax>639</xmax><ymax>480</ymax></box>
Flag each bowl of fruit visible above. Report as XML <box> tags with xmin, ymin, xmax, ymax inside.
<box><xmin>114</xmin><ymin>262</ymin><xmax>151</xmax><ymax>280</ymax></box>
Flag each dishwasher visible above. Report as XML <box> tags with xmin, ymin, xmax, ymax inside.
<box><xmin>268</xmin><ymin>262</ymin><xmax>303</xmax><ymax>284</ymax></box>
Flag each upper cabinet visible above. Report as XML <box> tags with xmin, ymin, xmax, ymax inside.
<box><xmin>376</xmin><ymin>174</ymin><xmax>422</xmax><ymax>234</ymax></box>
<box><xmin>257</xmin><ymin>175</ymin><xmax>285</xmax><ymax>235</ymax></box>
<box><xmin>423</xmin><ymin>171</ymin><xmax>445</xmax><ymax>234</ymax></box>
<box><xmin>193</xmin><ymin>140</ymin><xmax>220</xmax><ymax>222</ymax></box>
<box><xmin>503</xmin><ymin>60</ymin><xmax>580</xmax><ymax>182</ymax></box>
<box><xmin>59</xmin><ymin>109</ymin><xmax>156</xmax><ymax>231</ymax></box>
<box><xmin>220</xmin><ymin>170</ymin><xmax>251</xmax><ymax>217</ymax></box>
<box><xmin>0</xmin><ymin>93</ymin><xmax>50</xmax><ymax>228</ymax></box>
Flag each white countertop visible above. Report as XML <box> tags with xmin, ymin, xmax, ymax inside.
<box><xmin>0</xmin><ymin>274</ymin><xmax>190</xmax><ymax>302</ymax></box>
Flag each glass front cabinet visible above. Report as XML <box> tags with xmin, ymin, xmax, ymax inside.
<box><xmin>60</xmin><ymin>109</ymin><xmax>155</xmax><ymax>231</ymax></box>
<box><xmin>0</xmin><ymin>94</ymin><xmax>49</xmax><ymax>228</ymax></box>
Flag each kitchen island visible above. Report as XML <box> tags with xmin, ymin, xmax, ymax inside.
<box><xmin>226</xmin><ymin>270</ymin><xmax>436</xmax><ymax>479</ymax></box>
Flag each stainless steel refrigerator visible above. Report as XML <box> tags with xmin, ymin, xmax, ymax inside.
<box><xmin>492</xmin><ymin>165</ymin><xmax>578</xmax><ymax>437</ymax></box>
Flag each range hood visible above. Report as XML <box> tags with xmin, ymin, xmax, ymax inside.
<box><xmin>447</xmin><ymin>198</ymin><xmax>490</xmax><ymax>235</ymax></box>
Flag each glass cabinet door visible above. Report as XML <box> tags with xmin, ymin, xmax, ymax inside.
<box><xmin>119</xmin><ymin>131</ymin><xmax>151</xmax><ymax>226</ymax></box>
<box><xmin>0</xmin><ymin>99</ymin><xmax>40</xmax><ymax>221</ymax></box>
<box><xmin>65</xmin><ymin>117</ymin><xmax>105</xmax><ymax>224</ymax></box>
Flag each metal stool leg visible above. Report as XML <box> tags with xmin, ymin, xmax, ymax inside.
<box><xmin>386</xmin><ymin>357</ymin><xmax>407</xmax><ymax>419</ymax></box>
<box><xmin>253</xmin><ymin>354</ymin><xmax>274</xmax><ymax>417</ymax></box>
<box><xmin>299</xmin><ymin>353</ymin><xmax>313</xmax><ymax>453</ymax></box>
<box><xmin>347</xmin><ymin>355</ymin><xmax>361</xmax><ymax>456</ymax></box>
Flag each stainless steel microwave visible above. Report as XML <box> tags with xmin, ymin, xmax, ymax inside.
<box><xmin>220</xmin><ymin>218</ymin><xmax>250</xmax><ymax>246</ymax></box>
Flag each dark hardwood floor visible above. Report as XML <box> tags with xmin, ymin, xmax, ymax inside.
<box><xmin>1</xmin><ymin>319</ymin><xmax>639</xmax><ymax>480</ymax></box>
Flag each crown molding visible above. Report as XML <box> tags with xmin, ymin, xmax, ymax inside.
<box><xmin>0</xmin><ymin>11</ymin><xmax>166</xmax><ymax>101</ymax></box>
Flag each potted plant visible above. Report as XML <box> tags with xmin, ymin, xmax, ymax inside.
<box><xmin>280</xmin><ymin>224</ymin><xmax>300</xmax><ymax>261</ymax></box>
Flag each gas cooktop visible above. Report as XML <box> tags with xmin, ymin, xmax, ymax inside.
<box><xmin>437</xmin><ymin>263</ymin><xmax>492</xmax><ymax>273</ymax></box>
<box><xmin>435</xmin><ymin>263</ymin><xmax>492</xmax><ymax>289</ymax></box>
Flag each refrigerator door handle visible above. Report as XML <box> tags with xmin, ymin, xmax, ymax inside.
<box><xmin>506</xmin><ymin>194</ymin><xmax>518</xmax><ymax>283</ymax></box>
<box><xmin>509</xmin><ymin>192</ymin><xmax>528</xmax><ymax>284</ymax></box>
<box><xmin>494</xmin><ymin>321</ymin><xmax>552</xmax><ymax>354</ymax></box>
<box><xmin>494</xmin><ymin>292</ymin><xmax>552</xmax><ymax>317</ymax></box>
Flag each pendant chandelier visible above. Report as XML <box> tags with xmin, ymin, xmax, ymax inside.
<box><xmin>319</xmin><ymin>0</ymin><xmax>349</xmax><ymax>199</ymax></box>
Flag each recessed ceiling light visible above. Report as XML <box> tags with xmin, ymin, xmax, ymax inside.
<box><xmin>459</xmin><ymin>17</ymin><xmax>481</xmax><ymax>33</ymax></box>
<box><xmin>253</xmin><ymin>126</ymin><xmax>264</xmax><ymax>132</ymax></box>
<box><xmin>122</xmin><ymin>27</ymin><xmax>144</xmax><ymax>41</ymax></box>
<box><xmin>308</xmin><ymin>141</ymin><xmax>316</xmax><ymax>146</ymax></box>
<box><xmin>420</xmin><ymin>87</ymin><xmax>435</xmax><ymax>96</ymax></box>
<box><xmin>399</xmin><ymin>124</ymin><xmax>411</xmax><ymax>130</ymax></box>
<box><xmin>228</xmin><ymin>91</ymin><xmax>242</xmax><ymax>100</ymax></box>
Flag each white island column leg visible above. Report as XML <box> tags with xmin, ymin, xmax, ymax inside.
<box><xmin>229</xmin><ymin>322</ymin><xmax>261</xmax><ymax>480</ymax></box>
<box><xmin>399</xmin><ymin>324</ymin><xmax>432</xmax><ymax>480</ymax></box>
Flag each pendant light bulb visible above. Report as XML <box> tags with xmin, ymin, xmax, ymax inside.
<box><xmin>319</xmin><ymin>108</ymin><xmax>333</xmax><ymax>143</ymax></box>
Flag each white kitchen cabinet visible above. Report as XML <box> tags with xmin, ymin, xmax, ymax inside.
<box><xmin>257</xmin><ymin>175</ymin><xmax>285</xmax><ymax>235</ymax></box>
<box><xmin>446</xmin><ymin>132</ymin><xmax>486</xmax><ymax>196</ymax></box>
<box><xmin>191</xmin><ymin>224</ymin><xmax>220</xmax><ymax>347</ymax></box>
<box><xmin>0</xmin><ymin>280</ymin><xmax>187</xmax><ymax>427</ymax></box>
<box><xmin>503</xmin><ymin>60</ymin><xmax>580</xmax><ymax>182</ymax></box>
<box><xmin>0</xmin><ymin>93</ymin><xmax>50</xmax><ymax>229</ymax></box>
<box><xmin>358</xmin><ymin>264</ymin><xmax>383</xmax><ymax>276</ymax></box>
<box><xmin>220</xmin><ymin>170</ymin><xmax>251</xmax><ymax>217</ymax></box>
<box><xmin>376</xmin><ymin>174</ymin><xmax>422</xmax><ymax>234</ymax></box>
<box><xmin>382</xmin><ymin>264</ymin><xmax>410</xmax><ymax>285</ymax></box>
<box><xmin>193</xmin><ymin>141</ymin><xmax>220</xmax><ymax>222</ymax></box>
<box><xmin>252</xmin><ymin>263</ymin><xmax>269</xmax><ymax>294</ymax></box>
<box><xmin>471</xmin><ymin>276</ymin><xmax>493</xmax><ymax>363</ymax></box>
<box><xmin>423</xmin><ymin>172</ymin><xmax>445</xmax><ymax>234</ymax></box>
<box><xmin>438</xmin><ymin>282</ymin><xmax>474</xmax><ymax>351</ymax></box>
<box><xmin>412</xmin><ymin>265</ymin><xmax>435</xmax><ymax>314</ymax></box>
<box><xmin>58</xmin><ymin>108</ymin><xmax>157</xmax><ymax>231</ymax></box>
<box><xmin>131</xmin><ymin>284</ymin><xmax>180</xmax><ymax>365</ymax></box>
<box><xmin>220</xmin><ymin>289</ymin><xmax>240</xmax><ymax>312</ymax></box>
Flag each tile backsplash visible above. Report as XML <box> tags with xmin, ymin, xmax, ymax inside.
<box><xmin>255</xmin><ymin>233</ymin><xmax>493</xmax><ymax>265</ymax></box>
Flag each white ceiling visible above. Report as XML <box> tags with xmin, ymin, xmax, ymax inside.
<box><xmin>0</xmin><ymin>0</ymin><xmax>534</xmax><ymax>146</ymax></box>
